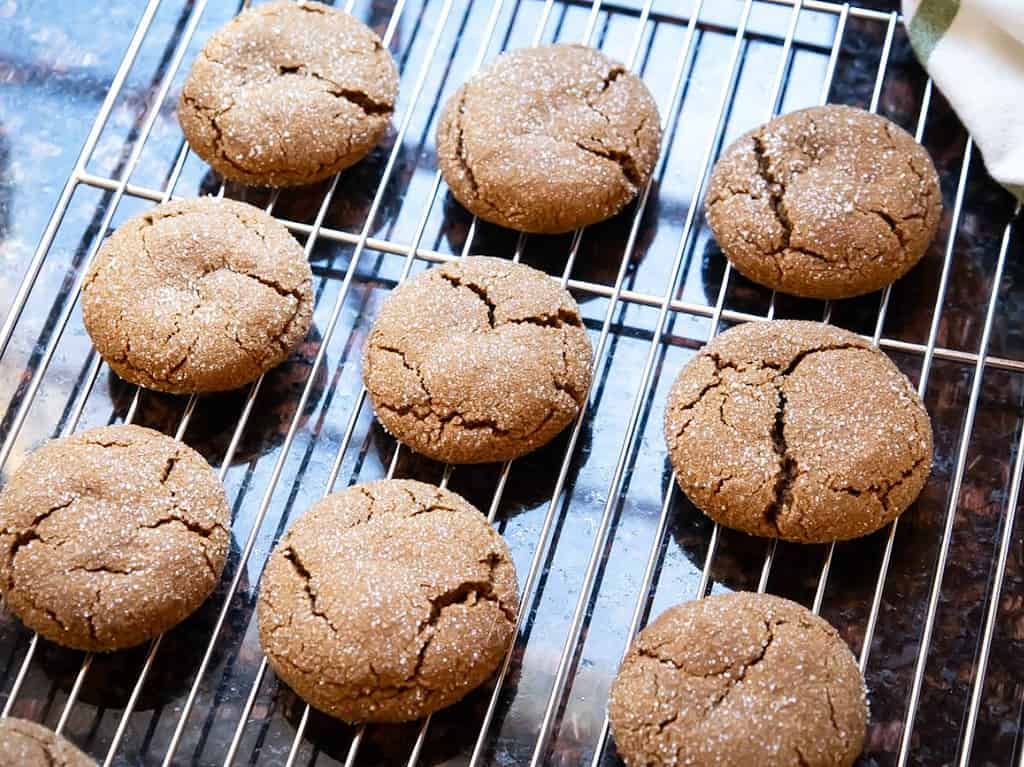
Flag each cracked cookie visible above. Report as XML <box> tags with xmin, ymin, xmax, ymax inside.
<box><xmin>82</xmin><ymin>197</ymin><xmax>313</xmax><ymax>394</ymax></box>
<box><xmin>257</xmin><ymin>479</ymin><xmax>518</xmax><ymax>723</ymax></box>
<box><xmin>609</xmin><ymin>592</ymin><xmax>867</xmax><ymax>767</ymax></box>
<box><xmin>705</xmin><ymin>104</ymin><xmax>942</xmax><ymax>299</ymax></box>
<box><xmin>664</xmin><ymin>320</ymin><xmax>932</xmax><ymax>543</ymax></box>
<box><xmin>0</xmin><ymin>718</ymin><xmax>95</xmax><ymax>767</ymax></box>
<box><xmin>362</xmin><ymin>256</ymin><xmax>593</xmax><ymax>464</ymax></box>
<box><xmin>178</xmin><ymin>1</ymin><xmax>398</xmax><ymax>187</ymax></box>
<box><xmin>436</xmin><ymin>43</ymin><xmax>661</xmax><ymax>234</ymax></box>
<box><xmin>0</xmin><ymin>425</ymin><xmax>230</xmax><ymax>652</ymax></box>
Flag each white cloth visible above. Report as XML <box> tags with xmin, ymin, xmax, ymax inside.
<box><xmin>902</xmin><ymin>0</ymin><xmax>1024</xmax><ymax>199</ymax></box>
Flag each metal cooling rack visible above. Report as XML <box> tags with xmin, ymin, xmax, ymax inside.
<box><xmin>0</xmin><ymin>0</ymin><xmax>1022</xmax><ymax>765</ymax></box>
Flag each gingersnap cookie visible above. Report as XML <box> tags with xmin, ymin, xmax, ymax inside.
<box><xmin>609</xmin><ymin>592</ymin><xmax>867</xmax><ymax>767</ymax></box>
<box><xmin>178</xmin><ymin>1</ymin><xmax>398</xmax><ymax>187</ymax></box>
<box><xmin>258</xmin><ymin>479</ymin><xmax>518</xmax><ymax>723</ymax></box>
<box><xmin>82</xmin><ymin>197</ymin><xmax>313</xmax><ymax>394</ymax></box>
<box><xmin>705</xmin><ymin>104</ymin><xmax>942</xmax><ymax>299</ymax></box>
<box><xmin>0</xmin><ymin>718</ymin><xmax>95</xmax><ymax>767</ymax></box>
<box><xmin>0</xmin><ymin>425</ymin><xmax>229</xmax><ymax>652</ymax></box>
<box><xmin>437</xmin><ymin>43</ymin><xmax>661</xmax><ymax>234</ymax></box>
<box><xmin>664</xmin><ymin>320</ymin><xmax>932</xmax><ymax>543</ymax></box>
<box><xmin>362</xmin><ymin>256</ymin><xmax>592</xmax><ymax>464</ymax></box>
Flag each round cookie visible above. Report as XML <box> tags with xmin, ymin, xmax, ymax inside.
<box><xmin>362</xmin><ymin>256</ymin><xmax>592</xmax><ymax>464</ymax></box>
<box><xmin>436</xmin><ymin>43</ymin><xmax>661</xmax><ymax>234</ymax></box>
<box><xmin>257</xmin><ymin>479</ymin><xmax>518</xmax><ymax>723</ymax></box>
<box><xmin>0</xmin><ymin>718</ymin><xmax>95</xmax><ymax>767</ymax></box>
<box><xmin>664</xmin><ymin>320</ymin><xmax>932</xmax><ymax>543</ymax></box>
<box><xmin>705</xmin><ymin>104</ymin><xmax>942</xmax><ymax>299</ymax></box>
<box><xmin>82</xmin><ymin>197</ymin><xmax>313</xmax><ymax>394</ymax></box>
<box><xmin>0</xmin><ymin>425</ymin><xmax>230</xmax><ymax>652</ymax></box>
<box><xmin>178</xmin><ymin>1</ymin><xmax>398</xmax><ymax>187</ymax></box>
<box><xmin>609</xmin><ymin>592</ymin><xmax>867</xmax><ymax>767</ymax></box>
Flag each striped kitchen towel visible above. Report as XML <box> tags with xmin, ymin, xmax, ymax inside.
<box><xmin>902</xmin><ymin>0</ymin><xmax>1024</xmax><ymax>200</ymax></box>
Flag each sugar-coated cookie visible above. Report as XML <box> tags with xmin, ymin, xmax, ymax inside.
<box><xmin>0</xmin><ymin>719</ymin><xmax>95</xmax><ymax>767</ymax></box>
<box><xmin>437</xmin><ymin>43</ymin><xmax>661</xmax><ymax>233</ymax></box>
<box><xmin>257</xmin><ymin>479</ymin><xmax>518</xmax><ymax>723</ymax></box>
<box><xmin>83</xmin><ymin>197</ymin><xmax>313</xmax><ymax>394</ymax></box>
<box><xmin>609</xmin><ymin>592</ymin><xmax>867</xmax><ymax>767</ymax></box>
<box><xmin>0</xmin><ymin>425</ymin><xmax>230</xmax><ymax>651</ymax></box>
<box><xmin>664</xmin><ymin>320</ymin><xmax>932</xmax><ymax>543</ymax></box>
<box><xmin>363</xmin><ymin>256</ymin><xmax>592</xmax><ymax>464</ymax></box>
<box><xmin>179</xmin><ymin>1</ymin><xmax>398</xmax><ymax>187</ymax></box>
<box><xmin>706</xmin><ymin>105</ymin><xmax>941</xmax><ymax>299</ymax></box>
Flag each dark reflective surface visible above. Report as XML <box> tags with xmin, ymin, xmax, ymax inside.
<box><xmin>1</xmin><ymin>1</ymin><xmax>1023</xmax><ymax>766</ymax></box>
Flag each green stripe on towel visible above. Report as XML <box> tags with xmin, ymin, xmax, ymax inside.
<box><xmin>908</xmin><ymin>0</ymin><xmax>960</xmax><ymax>63</ymax></box>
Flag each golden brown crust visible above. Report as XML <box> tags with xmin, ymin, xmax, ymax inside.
<box><xmin>436</xmin><ymin>43</ymin><xmax>661</xmax><ymax>234</ymax></box>
<box><xmin>664</xmin><ymin>320</ymin><xmax>932</xmax><ymax>543</ymax></box>
<box><xmin>0</xmin><ymin>425</ymin><xmax>230</xmax><ymax>652</ymax></box>
<box><xmin>178</xmin><ymin>1</ymin><xmax>398</xmax><ymax>187</ymax></box>
<box><xmin>82</xmin><ymin>197</ymin><xmax>313</xmax><ymax>394</ymax></box>
<box><xmin>0</xmin><ymin>719</ymin><xmax>95</xmax><ymax>767</ymax></box>
<box><xmin>362</xmin><ymin>256</ymin><xmax>593</xmax><ymax>464</ymax></box>
<box><xmin>705</xmin><ymin>105</ymin><xmax>942</xmax><ymax>299</ymax></box>
<box><xmin>257</xmin><ymin>480</ymin><xmax>518</xmax><ymax>723</ymax></box>
<box><xmin>608</xmin><ymin>593</ymin><xmax>867</xmax><ymax>767</ymax></box>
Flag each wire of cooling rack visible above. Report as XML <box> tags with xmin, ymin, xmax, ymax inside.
<box><xmin>0</xmin><ymin>0</ymin><xmax>163</xmax><ymax>361</ymax></box>
<box><xmin>1</xmin><ymin>1</ymin><xmax>1022</xmax><ymax>766</ymax></box>
<box><xmin>150</xmin><ymin>0</ymin><xmax>456</xmax><ymax>757</ymax></box>
<box><xmin>0</xmin><ymin>0</ymin><xmax>224</xmax><ymax>722</ymax></box>
<box><xmin>892</xmin><ymin>205</ymin><xmax>1019</xmax><ymax>766</ymax></box>
<box><xmin>583</xmin><ymin>0</ymin><xmax>849</xmax><ymax>760</ymax></box>
<box><xmin>525</xmin><ymin>0</ymin><xmax>765</xmax><ymax>761</ymax></box>
<box><xmin>71</xmin><ymin>169</ymin><xmax>1024</xmax><ymax>377</ymax></box>
<box><xmin>957</xmin><ymin>371</ymin><xmax>1024</xmax><ymax>767</ymax></box>
<box><xmin>0</xmin><ymin>0</ymin><xmax>428</xmax><ymax>750</ymax></box>
<box><xmin>0</xmin><ymin>2</ymin><xmax>220</xmax><ymax>476</ymax></box>
<box><xmin>750</xmin><ymin>8</ymin><xmax>897</xmax><ymax>616</ymax></box>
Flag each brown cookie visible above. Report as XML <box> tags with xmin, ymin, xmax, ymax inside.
<box><xmin>663</xmin><ymin>320</ymin><xmax>932</xmax><ymax>543</ymax></box>
<box><xmin>436</xmin><ymin>43</ymin><xmax>661</xmax><ymax>234</ymax></box>
<box><xmin>0</xmin><ymin>718</ymin><xmax>95</xmax><ymax>767</ymax></box>
<box><xmin>362</xmin><ymin>256</ymin><xmax>593</xmax><ymax>464</ymax></box>
<box><xmin>705</xmin><ymin>104</ymin><xmax>942</xmax><ymax>299</ymax></box>
<box><xmin>178</xmin><ymin>1</ymin><xmax>398</xmax><ymax>187</ymax></box>
<box><xmin>257</xmin><ymin>479</ymin><xmax>518</xmax><ymax>723</ymax></box>
<box><xmin>609</xmin><ymin>592</ymin><xmax>867</xmax><ymax>767</ymax></box>
<box><xmin>82</xmin><ymin>197</ymin><xmax>313</xmax><ymax>394</ymax></box>
<box><xmin>0</xmin><ymin>425</ymin><xmax>230</xmax><ymax>652</ymax></box>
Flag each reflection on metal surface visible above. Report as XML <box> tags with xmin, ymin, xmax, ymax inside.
<box><xmin>0</xmin><ymin>1</ymin><xmax>1022</xmax><ymax>766</ymax></box>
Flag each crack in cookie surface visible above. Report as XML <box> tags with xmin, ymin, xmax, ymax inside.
<box><xmin>665</xmin><ymin>321</ymin><xmax>932</xmax><ymax>542</ymax></box>
<box><xmin>608</xmin><ymin>593</ymin><xmax>867</xmax><ymax>767</ymax></box>
<box><xmin>436</xmin><ymin>43</ymin><xmax>660</xmax><ymax>233</ymax></box>
<box><xmin>258</xmin><ymin>479</ymin><xmax>518</xmax><ymax>722</ymax></box>
<box><xmin>705</xmin><ymin>105</ymin><xmax>942</xmax><ymax>299</ymax></box>
<box><xmin>363</xmin><ymin>257</ymin><xmax>593</xmax><ymax>463</ymax></box>
<box><xmin>0</xmin><ymin>425</ymin><xmax>230</xmax><ymax>651</ymax></box>
<box><xmin>177</xmin><ymin>1</ymin><xmax>397</xmax><ymax>186</ymax></box>
<box><xmin>82</xmin><ymin>197</ymin><xmax>313</xmax><ymax>394</ymax></box>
